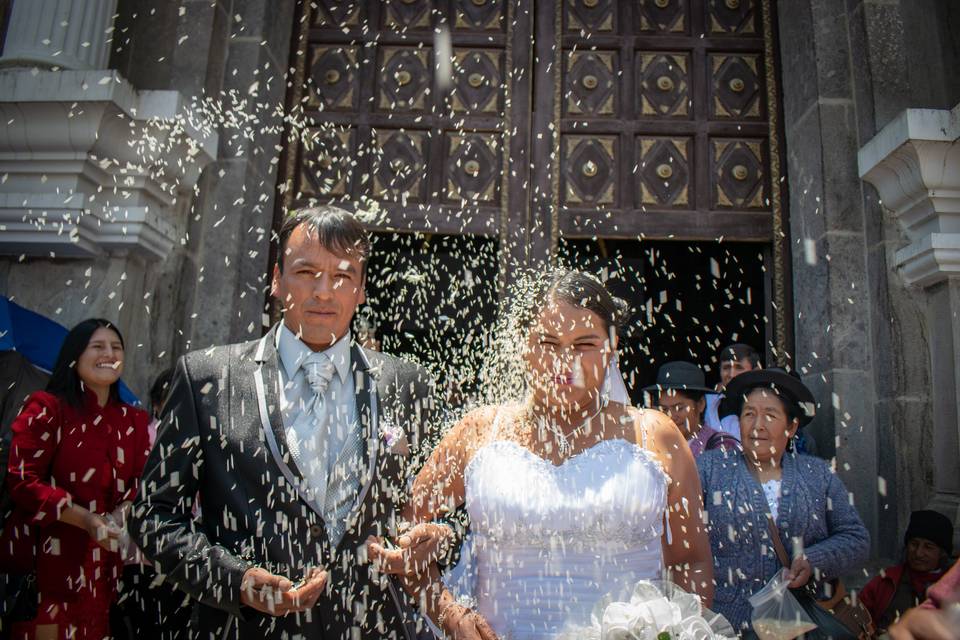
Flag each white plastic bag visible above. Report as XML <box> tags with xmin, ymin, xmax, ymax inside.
<box><xmin>749</xmin><ymin>572</ymin><xmax>817</xmax><ymax>640</ymax></box>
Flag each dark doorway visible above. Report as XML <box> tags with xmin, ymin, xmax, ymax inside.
<box><xmin>361</xmin><ymin>232</ymin><xmax>499</xmax><ymax>398</ymax></box>
<box><xmin>362</xmin><ymin>234</ymin><xmax>765</xmax><ymax>405</ymax></box>
<box><xmin>559</xmin><ymin>238</ymin><xmax>766</xmax><ymax>402</ymax></box>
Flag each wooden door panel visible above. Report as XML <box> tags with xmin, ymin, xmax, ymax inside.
<box><xmin>711</xmin><ymin>137</ymin><xmax>768</xmax><ymax>210</ymax></box>
<box><xmin>296</xmin><ymin>127</ymin><xmax>355</xmax><ymax>199</ymax></box>
<box><xmin>637</xmin><ymin>0</ymin><xmax>690</xmax><ymax>34</ymax></box>
<box><xmin>556</xmin><ymin>0</ymin><xmax>776</xmax><ymax>241</ymax></box>
<box><xmin>305</xmin><ymin>45</ymin><xmax>360</xmax><ymax>111</ymax></box>
<box><xmin>561</xmin><ymin>210</ymin><xmax>773</xmax><ymax>241</ymax></box>
<box><xmin>377</xmin><ymin>47</ymin><xmax>432</xmax><ymax>112</ymax></box>
<box><xmin>637</xmin><ymin>51</ymin><xmax>692</xmax><ymax>119</ymax></box>
<box><xmin>709</xmin><ymin>52</ymin><xmax>765</xmax><ymax>120</ymax></box>
<box><xmin>637</xmin><ymin>136</ymin><xmax>694</xmax><ymax>209</ymax></box>
<box><xmin>706</xmin><ymin>0</ymin><xmax>760</xmax><ymax>35</ymax></box>
<box><xmin>443</xmin><ymin>133</ymin><xmax>503</xmax><ymax>205</ymax></box>
<box><xmin>372</xmin><ymin>130</ymin><xmax>429</xmax><ymax>203</ymax></box>
<box><xmin>564</xmin><ymin>0</ymin><xmax>618</xmax><ymax>33</ymax></box>
<box><xmin>450</xmin><ymin>49</ymin><xmax>505</xmax><ymax>115</ymax></box>
<box><xmin>381</xmin><ymin>0</ymin><xmax>433</xmax><ymax>30</ymax></box>
<box><xmin>454</xmin><ymin>0</ymin><xmax>506</xmax><ymax>32</ymax></box>
<box><xmin>562</xmin><ymin>136</ymin><xmax>619</xmax><ymax>207</ymax></box>
<box><xmin>280</xmin><ymin>0</ymin><xmax>519</xmax><ymax>239</ymax></box>
<box><xmin>564</xmin><ymin>51</ymin><xmax>619</xmax><ymax>118</ymax></box>
<box><xmin>310</xmin><ymin>0</ymin><xmax>361</xmax><ymax>27</ymax></box>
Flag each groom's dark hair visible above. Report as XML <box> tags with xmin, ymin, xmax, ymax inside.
<box><xmin>276</xmin><ymin>205</ymin><xmax>371</xmax><ymax>278</ymax></box>
<box><xmin>718</xmin><ymin>342</ymin><xmax>761</xmax><ymax>368</ymax></box>
<box><xmin>540</xmin><ymin>270</ymin><xmax>629</xmax><ymax>334</ymax></box>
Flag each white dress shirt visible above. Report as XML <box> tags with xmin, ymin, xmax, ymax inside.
<box><xmin>704</xmin><ymin>392</ymin><xmax>742</xmax><ymax>441</ymax></box>
<box><xmin>276</xmin><ymin>323</ymin><xmax>358</xmax><ymax>489</ymax></box>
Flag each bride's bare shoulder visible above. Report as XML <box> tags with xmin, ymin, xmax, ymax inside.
<box><xmin>443</xmin><ymin>402</ymin><xmax>519</xmax><ymax>450</ymax></box>
<box><xmin>622</xmin><ymin>405</ymin><xmax>684</xmax><ymax>450</ymax></box>
<box><xmin>451</xmin><ymin>404</ymin><xmax>498</xmax><ymax>437</ymax></box>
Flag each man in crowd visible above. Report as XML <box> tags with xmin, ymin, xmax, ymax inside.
<box><xmin>703</xmin><ymin>342</ymin><xmax>761</xmax><ymax>440</ymax></box>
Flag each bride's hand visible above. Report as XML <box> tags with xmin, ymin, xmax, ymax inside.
<box><xmin>441</xmin><ymin>605</ymin><xmax>499</xmax><ymax>640</ymax></box>
<box><xmin>365</xmin><ymin>522</ymin><xmax>453</xmax><ymax>577</ymax></box>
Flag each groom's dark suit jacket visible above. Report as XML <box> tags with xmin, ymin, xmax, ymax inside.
<box><xmin>129</xmin><ymin>324</ymin><xmax>440</xmax><ymax>639</ymax></box>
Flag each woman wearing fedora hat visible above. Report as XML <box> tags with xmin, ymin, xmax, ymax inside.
<box><xmin>642</xmin><ymin>361</ymin><xmax>739</xmax><ymax>458</ymax></box>
<box><xmin>697</xmin><ymin>369</ymin><xmax>871</xmax><ymax>633</ymax></box>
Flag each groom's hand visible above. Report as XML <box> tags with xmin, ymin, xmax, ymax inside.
<box><xmin>365</xmin><ymin>522</ymin><xmax>453</xmax><ymax>576</ymax></box>
<box><xmin>239</xmin><ymin>566</ymin><xmax>327</xmax><ymax>615</ymax></box>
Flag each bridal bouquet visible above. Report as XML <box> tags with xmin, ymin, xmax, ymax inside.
<box><xmin>557</xmin><ymin>581</ymin><xmax>736</xmax><ymax>640</ymax></box>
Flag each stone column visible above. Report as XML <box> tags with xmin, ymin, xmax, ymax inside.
<box><xmin>0</xmin><ymin>0</ymin><xmax>118</xmax><ymax>70</ymax></box>
<box><xmin>860</xmin><ymin>104</ymin><xmax>960</xmax><ymax>552</ymax></box>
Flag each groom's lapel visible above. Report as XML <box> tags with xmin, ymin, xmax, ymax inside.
<box><xmin>338</xmin><ymin>344</ymin><xmax>381</xmax><ymax>546</ymax></box>
<box><xmin>253</xmin><ymin>325</ymin><xmax>326</xmax><ymax>519</ymax></box>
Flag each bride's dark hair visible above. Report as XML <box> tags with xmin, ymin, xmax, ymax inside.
<box><xmin>536</xmin><ymin>269</ymin><xmax>629</xmax><ymax>334</ymax></box>
<box><xmin>477</xmin><ymin>269</ymin><xmax>629</xmax><ymax>406</ymax></box>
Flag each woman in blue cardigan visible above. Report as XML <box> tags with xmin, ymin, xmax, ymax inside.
<box><xmin>697</xmin><ymin>369</ymin><xmax>870</xmax><ymax>633</ymax></box>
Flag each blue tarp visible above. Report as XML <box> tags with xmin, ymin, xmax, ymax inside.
<box><xmin>0</xmin><ymin>296</ymin><xmax>139</xmax><ymax>405</ymax></box>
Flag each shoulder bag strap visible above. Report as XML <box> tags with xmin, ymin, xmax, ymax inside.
<box><xmin>769</xmin><ymin>514</ymin><xmax>849</xmax><ymax>608</ymax></box>
<box><xmin>766</xmin><ymin>515</ymin><xmax>791</xmax><ymax>569</ymax></box>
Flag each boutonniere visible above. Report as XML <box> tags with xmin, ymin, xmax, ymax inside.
<box><xmin>380</xmin><ymin>419</ymin><xmax>409</xmax><ymax>456</ymax></box>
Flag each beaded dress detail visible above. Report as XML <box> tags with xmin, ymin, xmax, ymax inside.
<box><xmin>462</xmin><ymin>410</ymin><xmax>670</xmax><ymax>639</ymax></box>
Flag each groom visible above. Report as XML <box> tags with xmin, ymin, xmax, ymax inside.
<box><xmin>130</xmin><ymin>206</ymin><xmax>449</xmax><ymax>639</ymax></box>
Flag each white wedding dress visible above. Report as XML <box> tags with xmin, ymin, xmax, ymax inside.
<box><xmin>457</xmin><ymin>411</ymin><xmax>670</xmax><ymax>640</ymax></box>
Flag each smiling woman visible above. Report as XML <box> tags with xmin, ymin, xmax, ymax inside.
<box><xmin>46</xmin><ymin>319</ymin><xmax>127</xmax><ymax>408</ymax></box>
<box><xmin>1</xmin><ymin>318</ymin><xmax>151</xmax><ymax>640</ymax></box>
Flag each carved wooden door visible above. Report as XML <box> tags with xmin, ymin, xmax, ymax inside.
<box><xmin>276</xmin><ymin>0</ymin><xmax>530</xmax><ymax>246</ymax></box>
<box><xmin>545</xmin><ymin>0</ymin><xmax>790</xmax><ymax>355</ymax></box>
<box><xmin>551</xmin><ymin>0</ymin><xmax>781</xmax><ymax>240</ymax></box>
<box><xmin>275</xmin><ymin>0</ymin><xmax>790</xmax><ymax>357</ymax></box>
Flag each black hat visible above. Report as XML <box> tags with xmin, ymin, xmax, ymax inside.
<box><xmin>642</xmin><ymin>361</ymin><xmax>714</xmax><ymax>397</ymax></box>
<box><xmin>904</xmin><ymin>510</ymin><xmax>953</xmax><ymax>556</ymax></box>
<box><xmin>718</xmin><ymin>369</ymin><xmax>816</xmax><ymax>427</ymax></box>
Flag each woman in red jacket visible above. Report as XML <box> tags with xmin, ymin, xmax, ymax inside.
<box><xmin>4</xmin><ymin>318</ymin><xmax>151</xmax><ymax>640</ymax></box>
<box><xmin>860</xmin><ymin>509</ymin><xmax>954</xmax><ymax>632</ymax></box>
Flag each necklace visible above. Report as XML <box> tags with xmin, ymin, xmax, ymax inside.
<box><xmin>520</xmin><ymin>397</ymin><xmax>607</xmax><ymax>457</ymax></box>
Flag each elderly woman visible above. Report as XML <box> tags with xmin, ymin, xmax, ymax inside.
<box><xmin>697</xmin><ymin>369</ymin><xmax>871</xmax><ymax>632</ymax></box>
<box><xmin>861</xmin><ymin>510</ymin><xmax>954</xmax><ymax>632</ymax></box>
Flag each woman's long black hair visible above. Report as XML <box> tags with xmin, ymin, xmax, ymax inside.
<box><xmin>46</xmin><ymin>318</ymin><xmax>125</xmax><ymax>407</ymax></box>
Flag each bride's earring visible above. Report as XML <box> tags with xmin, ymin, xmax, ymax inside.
<box><xmin>600</xmin><ymin>336</ymin><xmax>615</xmax><ymax>407</ymax></box>
<box><xmin>601</xmin><ymin>356</ymin><xmax>613</xmax><ymax>407</ymax></box>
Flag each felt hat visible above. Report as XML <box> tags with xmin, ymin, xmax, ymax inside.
<box><xmin>718</xmin><ymin>368</ymin><xmax>816</xmax><ymax>427</ymax></box>
<box><xmin>642</xmin><ymin>361</ymin><xmax>714</xmax><ymax>398</ymax></box>
<box><xmin>904</xmin><ymin>510</ymin><xmax>953</xmax><ymax>556</ymax></box>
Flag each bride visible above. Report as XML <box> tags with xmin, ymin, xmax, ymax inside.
<box><xmin>396</xmin><ymin>270</ymin><xmax>714</xmax><ymax>640</ymax></box>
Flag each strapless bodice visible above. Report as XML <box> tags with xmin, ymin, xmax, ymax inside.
<box><xmin>463</xmin><ymin>438</ymin><xmax>670</xmax><ymax>639</ymax></box>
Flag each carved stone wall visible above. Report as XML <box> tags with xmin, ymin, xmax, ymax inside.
<box><xmin>778</xmin><ymin>0</ymin><xmax>960</xmax><ymax>560</ymax></box>
<box><xmin>0</xmin><ymin>0</ymin><xmax>296</xmax><ymax>399</ymax></box>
